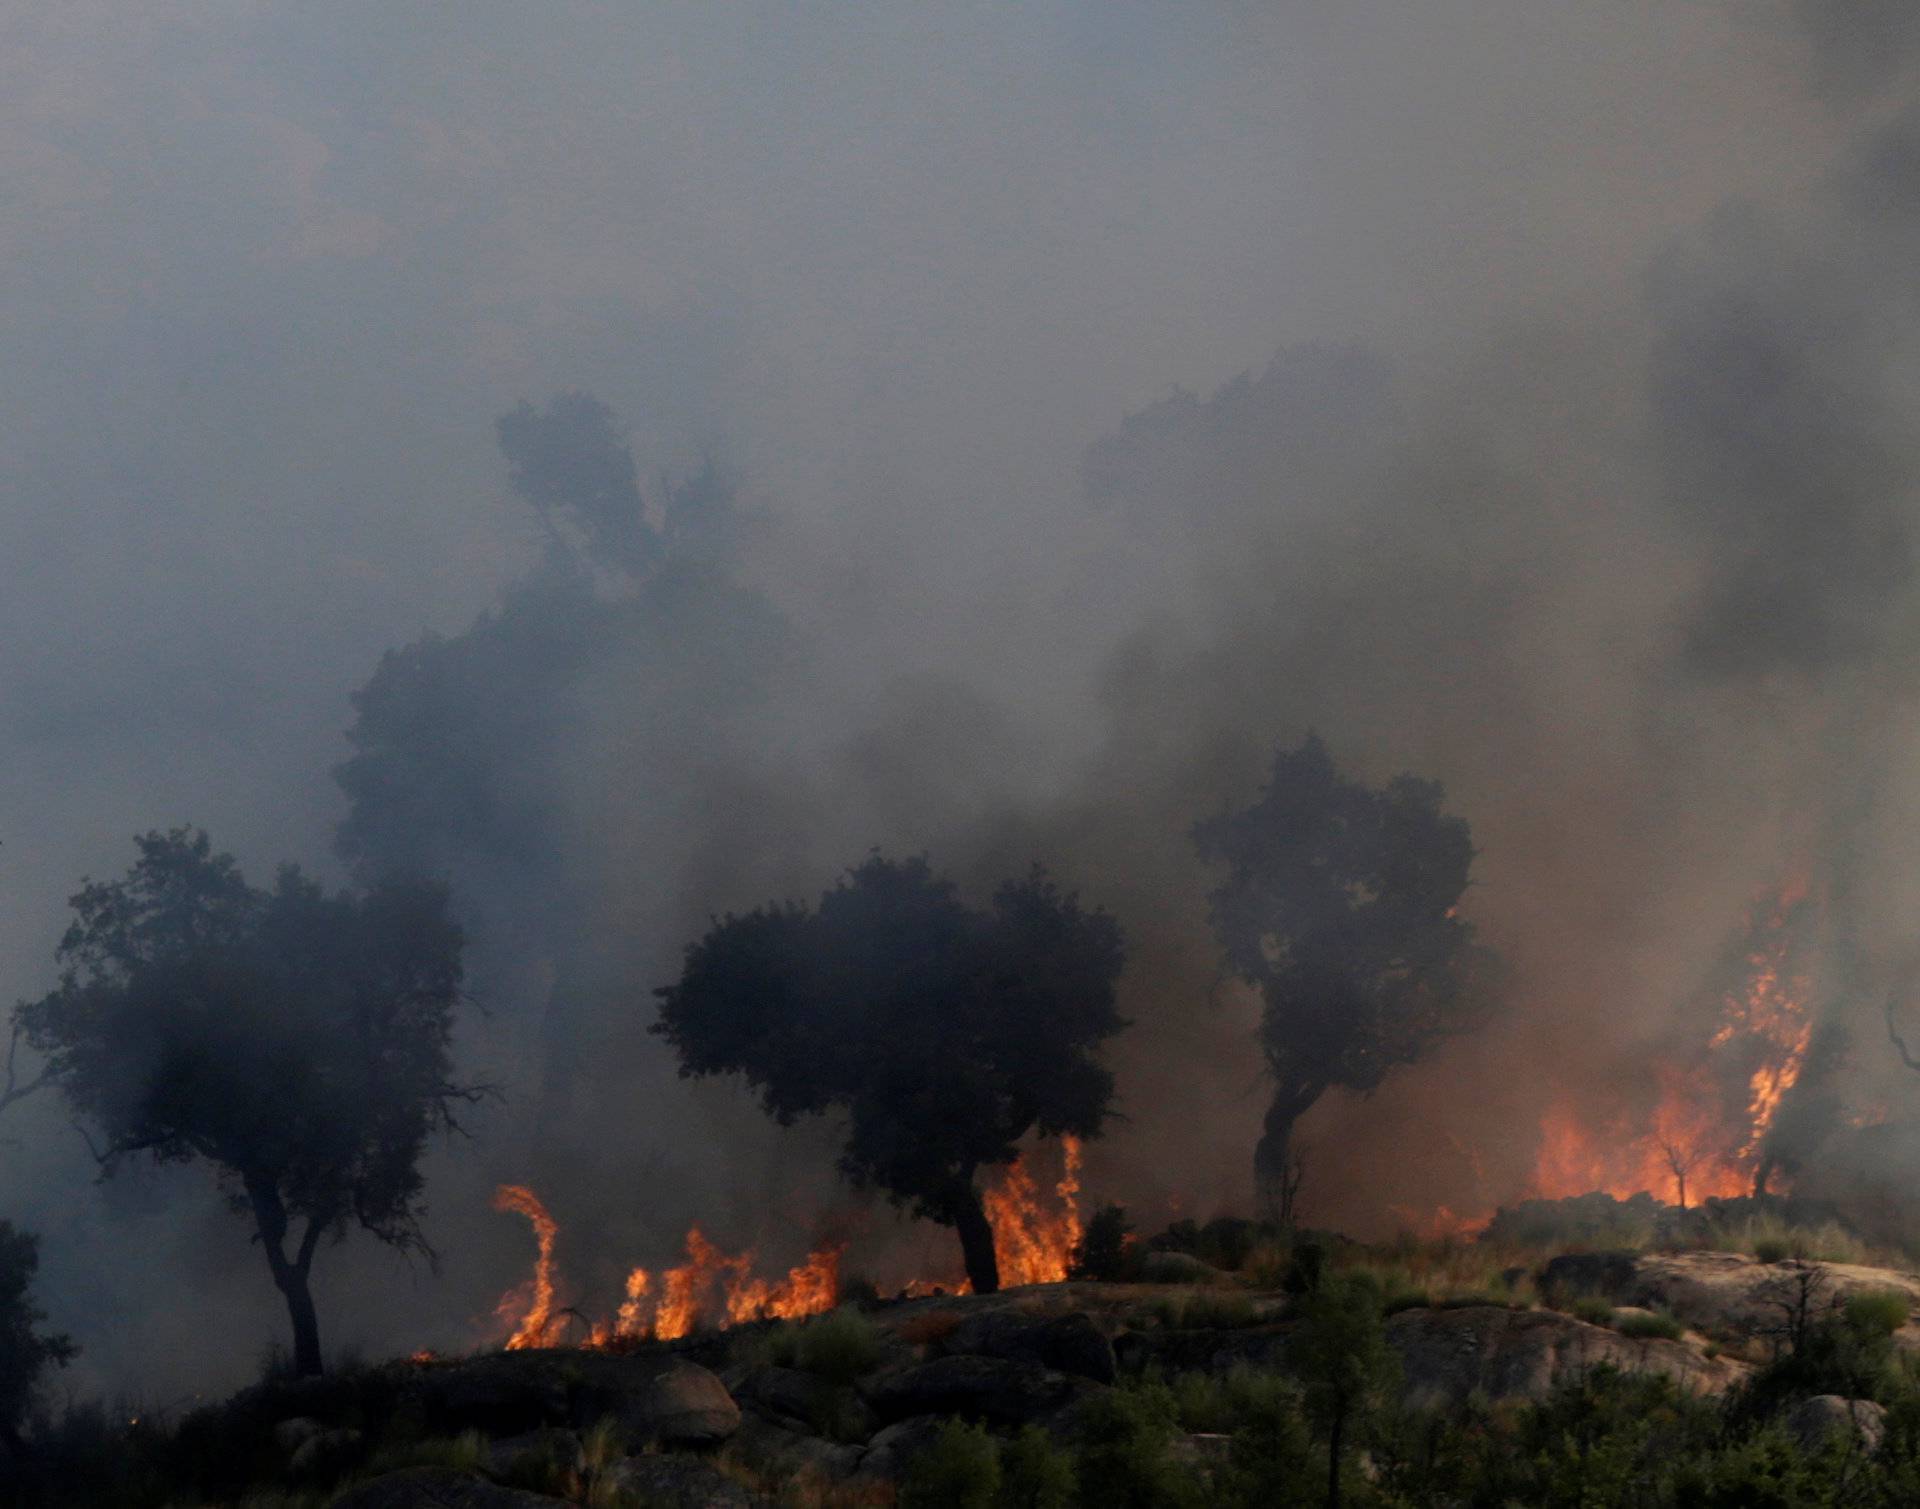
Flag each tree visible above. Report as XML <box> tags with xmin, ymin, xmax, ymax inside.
<box><xmin>1290</xmin><ymin>1271</ymin><xmax>1398</xmax><ymax>1509</ymax></box>
<box><xmin>1194</xmin><ymin>735</ymin><xmax>1496</xmax><ymax>1217</ymax></box>
<box><xmin>15</xmin><ymin>829</ymin><xmax>477</xmax><ymax>1376</ymax></box>
<box><xmin>654</xmin><ymin>856</ymin><xmax>1126</xmax><ymax>1294</ymax></box>
<box><xmin>0</xmin><ymin>1222</ymin><xmax>74</xmax><ymax>1447</ymax></box>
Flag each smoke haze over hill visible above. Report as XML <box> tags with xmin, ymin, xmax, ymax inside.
<box><xmin>5</xmin><ymin>2</ymin><xmax>1920</xmax><ymax>1403</ymax></box>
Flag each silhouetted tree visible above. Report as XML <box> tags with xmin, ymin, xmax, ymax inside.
<box><xmin>0</xmin><ymin>1222</ymin><xmax>73</xmax><ymax>1447</ymax></box>
<box><xmin>1195</xmin><ymin>735</ymin><xmax>1496</xmax><ymax>1217</ymax></box>
<box><xmin>14</xmin><ymin>829</ymin><xmax>476</xmax><ymax>1376</ymax></box>
<box><xmin>654</xmin><ymin>856</ymin><xmax>1127</xmax><ymax>1294</ymax></box>
<box><xmin>1291</xmin><ymin>1270</ymin><xmax>1399</xmax><ymax>1509</ymax></box>
<box><xmin>336</xmin><ymin>394</ymin><xmax>783</xmax><ymax>1124</ymax></box>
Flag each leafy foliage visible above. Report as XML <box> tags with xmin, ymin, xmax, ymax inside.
<box><xmin>14</xmin><ymin>829</ymin><xmax>474</xmax><ymax>1374</ymax></box>
<box><xmin>0</xmin><ymin>1223</ymin><xmax>74</xmax><ymax>1439</ymax></box>
<box><xmin>655</xmin><ymin>855</ymin><xmax>1126</xmax><ymax>1292</ymax></box>
<box><xmin>1194</xmin><ymin>735</ymin><xmax>1497</xmax><ymax>1207</ymax></box>
<box><xmin>1070</xmin><ymin>1202</ymin><xmax>1136</xmax><ymax>1281</ymax></box>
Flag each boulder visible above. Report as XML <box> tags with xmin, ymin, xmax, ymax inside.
<box><xmin>1137</xmin><ymin>1251</ymin><xmax>1226</xmax><ymax>1285</ymax></box>
<box><xmin>1634</xmin><ymin>1253</ymin><xmax>1920</xmax><ymax>1343</ymax></box>
<box><xmin>606</xmin><ymin>1454</ymin><xmax>769</xmax><ymax>1507</ymax></box>
<box><xmin>416</xmin><ymin>1357</ymin><xmax>569</xmax><ymax>1436</ymax></box>
<box><xmin>483</xmin><ymin>1427</ymin><xmax>579</xmax><ymax>1478</ymax></box>
<box><xmin>728</xmin><ymin>1412</ymin><xmax>863</xmax><ymax>1481</ymax></box>
<box><xmin>1540</xmin><ymin>1251</ymin><xmax>1640</xmax><ymax>1303</ymax></box>
<box><xmin>290</xmin><ymin>1426</ymin><xmax>365</xmax><ymax>1476</ymax></box>
<box><xmin>732</xmin><ymin>1365</ymin><xmax>875</xmax><ymax>1440</ymax></box>
<box><xmin>328</xmin><ymin>1467</ymin><xmax>568</xmax><ymax>1507</ymax></box>
<box><xmin>943</xmin><ymin>1310</ymin><xmax>1118</xmax><ymax>1383</ymax></box>
<box><xmin>1785</xmin><ymin>1395</ymin><xmax>1887</xmax><ymax>1454</ymax></box>
<box><xmin>850</xmin><ymin>1414</ymin><xmax>953</xmax><ymax>1483</ymax></box>
<box><xmin>273</xmin><ymin>1415</ymin><xmax>326</xmax><ymax>1452</ymax></box>
<box><xmin>861</xmin><ymin>1354</ymin><xmax>1101</xmax><ymax>1427</ymax></box>
<box><xmin>1114</xmin><ymin>1324</ymin><xmax>1293</xmax><ymax>1377</ymax></box>
<box><xmin>1387</xmin><ymin>1305</ymin><xmax>1751</xmax><ymax>1405</ymax></box>
<box><xmin>557</xmin><ymin>1354</ymin><xmax>740</xmax><ymax>1446</ymax></box>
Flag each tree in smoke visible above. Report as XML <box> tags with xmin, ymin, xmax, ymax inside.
<box><xmin>654</xmin><ymin>856</ymin><xmax>1127</xmax><ymax>1294</ymax></box>
<box><xmin>1195</xmin><ymin>735</ymin><xmax>1497</xmax><ymax>1218</ymax></box>
<box><xmin>335</xmin><ymin>393</ymin><xmax>784</xmax><ymax>1120</ymax></box>
<box><xmin>0</xmin><ymin>1222</ymin><xmax>74</xmax><ymax>1448</ymax></box>
<box><xmin>14</xmin><ymin>829</ymin><xmax>477</xmax><ymax>1377</ymax></box>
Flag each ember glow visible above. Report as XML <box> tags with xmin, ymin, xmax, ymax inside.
<box><xmin>489</xmin><ymin>1138</ymin><xmax>1082</xmax><ymax>1348</ymax></box>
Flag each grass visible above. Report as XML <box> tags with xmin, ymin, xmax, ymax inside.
<box><xmin>1332</xmin><ymin>1241</ymin><xmax>1536</xmax><ymax>1314</ymax></box>
<box><xmin>747</xmin><ymin>1305</ymin><xmax>888</xmax><ymax>1384</ymax></box>
<box><xmin>1150</xmin><ymin>1291</ymin><xmax>1263</xmax><ymax>1330</ymax></box>
<box><xmin>1684</xmin><ymin>1209</ymin><xmax>1886</xmax><ymax>1268</ymax></box>
<box><xmin>1617</xmin><ymin>1308</ymin><xmax>1685</xmax><ymax>1340</ymax></box>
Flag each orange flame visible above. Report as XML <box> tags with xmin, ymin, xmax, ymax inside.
<box><xmin>984</xmin><ymin>1136</ymin><xmax>1083</xmax><ymax>1286</ymax></box>
<box><xmin>1524</xmin><ymin>877</ymin><xmax>1815</xmax><ymax>1209</ymax></box>
<box><xmin>492</xmin><ymin>1184</ymin><xmax>560</xmax><ymax>1349</ymax></box>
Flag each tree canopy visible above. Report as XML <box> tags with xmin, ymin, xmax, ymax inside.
<box><xmin>15</xmin><ymin>828</ymin><xmax>475</xmax><ymax>1376</ymax></box>
<box><xmin>0</xmin><ymin>1222</ymin><xmax>73</xmax><ymax>1445</ymax></box>
<box><xmin>1194</xmin><ymin>735</ymin><xmax>1496</xmax><ymax>1216</ymax></box>
<box><xmin>654</xmin><ymin>855</ymin><xmax>1127</xmax><ymax>1293</ymax></box>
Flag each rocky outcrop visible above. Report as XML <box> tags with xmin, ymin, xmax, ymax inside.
<box><xmin>1784</xmin><ymin>1395</ymin><xmax>1887</xmax><ymax>1454</ymax></box>
<box><xmin>605</xmin><ymin>1455</ymin><xmax>770</xmax><ymax>1507</ymax></box>
<box><xmin>862</xmin><ymin>1353</ymin><xmax>1101</xmax><ymax>1427</ymax></box>
<box><xmin>329</xmin><ymin>1467</ymin><xmax>568</xmax><ymax>1507</ymax></box>
<box><xmin>1632</xmin><ymin>1252</ymin><xmax>1920</xmax><ymax>1342</ymax></box>
<box><xmin>1388</xmin><ymin>1305</ymin><xmax>1752</xmax><ymax>1405</ymax></box>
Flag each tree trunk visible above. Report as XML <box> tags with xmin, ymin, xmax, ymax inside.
<box><xmin>1327</xmin><ymin>1404</ymin><xmax>1344</xmax><ymax>1509</ymax></box>
<box><xmin>1255</xmin><ymin>1081</ymin><xmax>1322</xmax><ymax>1223</ymax></box>
<box><xmin>244</xmin><ymin>1171</ymin><xmax>327</xmax><ymax>1377</ymax></box>
<box><xmin>1753</xmin><ymin>1154</ymin><xmax>1776</xmax><ymax>1200</ymax></box>
<box><xmin>952</xmin><ymin>1182</ymin><xmax>1000</xmax><ymax>1295</ymax></box>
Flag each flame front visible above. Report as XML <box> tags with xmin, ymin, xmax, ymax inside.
<box><xmin>984</xmin><ymin>1136</ymin><xmax>1083</xmax><ymax>1286</ymax></box>
<box><xmin>492</xmin><ymin>1184</ymin><xmax>560</xmax><ymax>1349</ymax></box>
<box><xmin>1525</xmin><ymin>877</ymin><xmax>1815</xmax><ymax>1207</ymax></box>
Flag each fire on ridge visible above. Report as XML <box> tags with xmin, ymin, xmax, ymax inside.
<box><xmin>491</xmin><ymin>1137</ymin><xmax>1083</xmax><ymax>1351</ymax></box>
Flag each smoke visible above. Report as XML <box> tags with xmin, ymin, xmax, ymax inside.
<box><xmin>4</xmin><ymin>2</ymin><xmax>1920</xmax><ymax>1404</ymax></box>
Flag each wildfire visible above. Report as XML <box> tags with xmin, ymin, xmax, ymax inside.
<box><xmin>984</xmin><ymin>1136</ymin><xmax>1083</xmax><ymax>1286</ymax></box>
<box><xmin>492</xmin><ymin>1184</ymin><xmax>560</xmax><ymax>1349</ymax></box>
<box><xmin>486</xmin><ymin>1137</ymin><xmax>1082</xmax><ymax>1350</ymax></box>
<box><xmin>1525</xmin><ymin>877</ymin><xmax>1816</xmax><ymax>1208</ymax></box>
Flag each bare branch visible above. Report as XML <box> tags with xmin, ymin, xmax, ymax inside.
<box><xmin>0</xmin><ymin>1022</ymin><xmax>52</xmax><ymax>1116</ymax></box>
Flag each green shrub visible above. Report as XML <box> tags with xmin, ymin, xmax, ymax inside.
<box><xmin>1167</xmin><ymin>1366</ymin><xmax>1302</xmax><ymax>1435</ymax></box>
<box><xmin>900</xmin><ymin>1419</ymin><xmax>1001</xmax><ymax>1509</ymax></box>
<box><xmin>1753</xmin><ymin>1237</ymin><xmax>1791</xmax><ymax>1265</ymax></box>
<box><xmin>1570</xmin><ymin>1295</ymin><xmax>1615</xmax><ymax>1327</ymax></box>
<box><xmin>1074</xmin><ymin>1384</ymin><xmax>1204</xmax><ymax>1508</ymax></box>
<box><xmin>1001</xmin><ymin>1424</ymin><xmax>1076</xmax><ymax>1509</ymax></box>
<box><xmin>1382</xmin><ymin>1287</ymin><xmax>1433</xmax><ymax>1316</ymax></box>
<box><xmin>1847</xmin><ymin>1288</ymin><xmax>1912</xmax><ymax>1338</ymax></box>
<box><xmin>1160</xmin><ymin>1291</ymin><xmax>1259</xmax><ymax>1330</ymax></box>
<box><xmin>764</xmin><ymin>1305</ymin><xmax>886</xmax><ymax>1384</ymax></box>
<box><xmin>1616</xmin><ymin>1308</ymin><xmax>1684</xmax><ymax>1340</ymax></box>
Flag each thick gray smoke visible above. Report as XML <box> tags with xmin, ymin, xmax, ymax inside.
<box><xmin>3</xmin><ymin>3</ymin><xmax>1920</xmax><ymax>1407</ymax></box>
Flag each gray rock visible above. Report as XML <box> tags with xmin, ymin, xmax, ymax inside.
<box><xmin>1114</xmin><ymin>1324</ymin><xmax>1293</xmax><ymax>1377</ymax></box>
<box><xmin>606</xmin><ymin>1454</ymin><xmax>769</xmax><ymax>1507</ymax></box>
<box><xmin>1786</xmin><ymin>1395</ymin><xmax>1887</xmax><ymax>1454</ymax></box>
<box><xmin>484</xmin><ymin>1427</ymin><xmax>579</xmax><ymax>1478</ymax></box>
<box><xmin>944</xmin><ymin>1310</ymin><xmax>1118</xmax><ymax>1384</ymax></box>
<box><xmin>862</xmin><ymin>1353</ymin><xmax>1100</xmax><ymax>1427</ymax></box>
<box><xmin>1540</xmin><ymin>1251</ymin><xmax>1640</xmax><ymax>1303</ymax></box>
<box><xmin>733</xmin><ymin>1365</ymin><xmax>876</xmax><ymax>1440</ymax></box>
<box><xmin>1387</xmin><ymin>1305</ymin><xmax>1750</xmax><ymax>1406</ymax></box>
<box><xmin>728</xmin><ymin>1412</ymin><xmax>862</xmax><ymax>1481</ymax></box>
<box><xmin>273</xmin><ymin>1415</ymin><xmax>326</xmax><ymax>1452</ymax></box>
<box><xmin>328</xmin><ymin>1466</ymin><xmax>569</xmax><ymax>1507</ymax></box>
<box><xmin>851</xmin><ymin>1414</ymin><xmax>953</xmax><ymax>1483</ymax></box>
<box><xmin>1137</xmin><ymin>1251</ymin><xmax>1226</xmax><ymax>1285</ymax></box>
<box><xmin>617</xmin><ymin>1359</ymin><xmax>742</xmax><ymax>1447</ymax></box>
<box><xmin>290</xmin><ymin>1426</ymin><xmax>365</xmax><ymax>1476</ymax></box>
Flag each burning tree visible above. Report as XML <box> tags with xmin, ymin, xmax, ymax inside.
<box><xmin>654</xmin><ymin>855</ymin><xmax>1126</xmax><ymax>1294</ymax></box>
<box><xmin>14</xmin><ymin>829</ymin><xmax>478</xmax><ymax>1377</ymax></box>
<box><xmin>1195</xmin><ymin>735</ymin><xmax>1497</xmax><ymax>1218</ymax></box>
